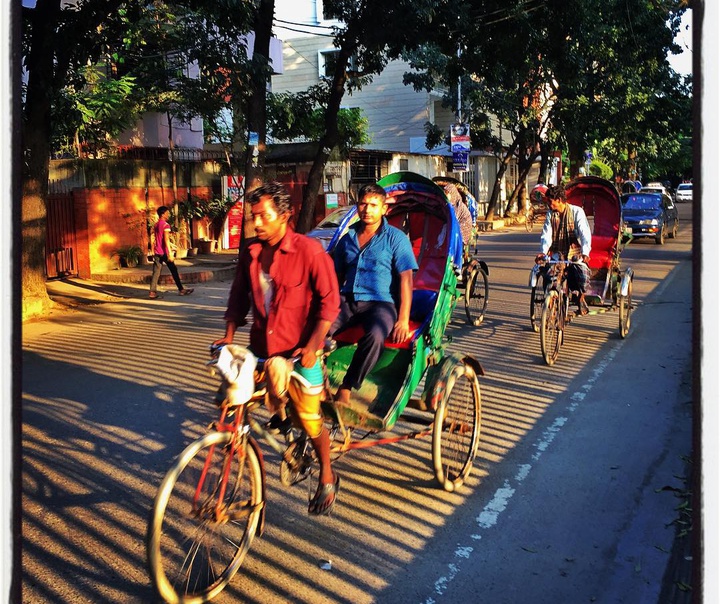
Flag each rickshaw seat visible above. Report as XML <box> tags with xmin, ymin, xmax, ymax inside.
<box><xmin>333</xmin><ymin>289</ymin><xmax>438</xmax><ymax>350</ymax></box>
<box><xmin>334</xmin><ymin>204</ymin><xmax>446</xmax><ymax>351</ymax></box>
<box><xmin>588</xmin><ymin>235</ymin><xmax>616</xmax><ymax>270</ymax></box>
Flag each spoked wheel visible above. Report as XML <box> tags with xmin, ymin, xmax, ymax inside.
<box><xmin>525</xmin><ymin>211</ymin><xmax>534</xmax><ymax>232</ymax></box>
<box><xmin>147</xmin><ymin>432</ymin><xmax>264</xmax><ymax>604</ymax></box>
<box><xmin>529</xmin><ymin>284</ymin><xmax>545</xmax><ymax>333</ymax></box>
<box><xmin>464</xmin><ymin>266</ymin><xmax>489</xmax><ymax>326</ymax></box>
<box><xmin>280</xmin><ymin>435</ymin><xmax>315</xmax><ymax>486</ymax></box>
<box><xmin>618</xmin><ymin>279</ymin><xmax>633</xmax><ymax>338</ymax></box>
<box><xmin>540</xmin><ymin>290</ymin><xmax>563</xmax><ymax>366</ymax></box>
<box><xmin>432</xmin><ymin>360</ymin><xmax>482</xmax><ymax>492</ymax></box>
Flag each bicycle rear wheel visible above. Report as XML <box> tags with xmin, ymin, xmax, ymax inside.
<box><xmin>147</xmin><ymin>431</ymin><xmax>264</xmax><ymax>604</ymax></box>
<box><xmin>540</xmin><ymin>290</ymin><xmax>563</xmax><ymax>365</ymax></box>
<box><xmin>618</xmin><ymin>279</ymin><xmax>633</xmax><ymax>338</ymax></box>
<box><xmin>464</xmin><ymin>266</ymin><xmax>489</xmax><ymax>326</ymax></box>
<box><xmin>529</xmin><ymin>284</ymin><xmax>545</xmax><ymax>332</ymax></box>
<box><xmin>432</xmin><ymin>360</ymin><xmax>482</xmax><ymax>492</ymax></box>
<box><xmin>525</xmin><ymin>211</ymin><xmax>534</xmax><ymax>232</ymax></box>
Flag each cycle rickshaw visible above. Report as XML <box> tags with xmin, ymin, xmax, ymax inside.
<box><xmin>432</xmin><ymin>176</ymin><xmax>490</xmax><ymax>325</ymax></box>
<box><xmin>528</xmin><ymin>176</ymin><xmax>634</xmax><ymax>365</ymax></box>
<box><xmin>147</xmin><ymin>172</ymin><xmax>484</xmax><ymax>603</ymax></box>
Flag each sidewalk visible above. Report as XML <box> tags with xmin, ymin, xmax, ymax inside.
<box><xmin>44</xmin><ymin>217</ymin><xmax>525</xmax><ymax>308</ymax></box>
<box><xmin>45</xmin><ymin>251</ymin><xmax>238</xmax><ymax>306</ymax></box>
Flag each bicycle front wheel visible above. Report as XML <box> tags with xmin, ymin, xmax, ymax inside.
<box><xmin>147</xmin><ymin>431</ymin><xmax>264</xmax><ymax>604</ymax></box>
<box><xmin>525</xmin><ymin>211</ymin><xmax>534</xmax><ymax>232</ymax></box>
<box><xmin>540</xmin><ymin>290</ymin><xmax>563</xmax><ymax>366</ymax></box>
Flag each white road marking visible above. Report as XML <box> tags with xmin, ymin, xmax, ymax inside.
<box><xmin>422</xmin><ymin>339</ymin><xmax>625</xmax><ymax>603</ymax></box>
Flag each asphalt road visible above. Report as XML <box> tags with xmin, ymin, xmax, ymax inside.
<box><xmin>20</xmin><ymin>204</ymin><xmax>694</xmax><ymax>603</ymax></box>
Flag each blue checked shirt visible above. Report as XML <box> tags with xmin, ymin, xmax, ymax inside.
<box><xmin>333</xmin><ymin>218</ymin><xmax>418</xmax><ymax>304</ymax></box>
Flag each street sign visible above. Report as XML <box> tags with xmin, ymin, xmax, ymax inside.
<box><xmin>451</xmin><ymin>123</ymin><xmax>471</xmax><ymax>172</ymax></box>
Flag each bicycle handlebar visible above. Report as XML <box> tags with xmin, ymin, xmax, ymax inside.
<box><xmin>536</xmin><ymin>255</ymin><xmax>586</xmax><ymax>265</ymax></box>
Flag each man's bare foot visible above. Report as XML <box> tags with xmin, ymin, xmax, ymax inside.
<box><xmin>335</xmin><ymin>388</ymin><xmax>351</xmax><ymax>404</ymax></box>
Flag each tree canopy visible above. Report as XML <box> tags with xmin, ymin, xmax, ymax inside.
<box><xmin>21</xmin><ymin>0</ymin><xmax>693</xmax><ymax>312</ymax></box>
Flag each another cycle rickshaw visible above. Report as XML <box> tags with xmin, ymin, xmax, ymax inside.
<box><xmin>523</xmin><ymin>196</ymin><xmax>548</xmax><ymax>232</ymax></box>
<box><xmin>528</xmin><ymin>176</ymin><xmax>634</xmax><ymax>365</ymax></box>
<box><xmin>432</xmin><ymin>176</ymin><xmax>489</xmax><ymax>325</ymax></box>
<box><xmin>147</xmin><ymin>172</ymin><xmax>484</xmax><ymax>603</ymax></box>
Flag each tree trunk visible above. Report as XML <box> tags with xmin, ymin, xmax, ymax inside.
<box><xmin>296</xmin><ymin>45</ymin><xmax>352</xmax><ymax>233</ymax></box>
<box><xmin>242</xmin><ymin>0</ymin><xmax>274</xmax><ymax>240</ymax></box>
<box><xmin>567</xmin><ymin>139</ymin><xmax>584</xmax><ymax>179</ymax></box>
<box><xmin>627</xmin><ymin>145</ymin><xmax>638</xmax><ymax>181</ymax></box>
<box><xmin>485</xmin><ymin>136</ymin><xmax>520</xmax><ymax>221</ymax></box>
<box><xmin>21</xmin><ymin>0</ymin><xmax>62</xmax><ymax>319</ymax></box>
<box><xmin>505</xmin><ymin>130</ymin><xmax>535</xmax><ymax>216</ymax></box>
<box><xmin>538</xmin><ymin>140</ymin><xmax>550</xmax><ymax>185</ymax></box>
<box><xmin>508</xmin><ymin>151</ymin><xmax>535</xmax><ymax>216</ymax></box>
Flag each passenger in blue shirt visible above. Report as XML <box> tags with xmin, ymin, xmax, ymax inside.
<box><xmin>331</xmin><ymin>183</ymin><xmax>418</xmax><ymax>405</ymax></box>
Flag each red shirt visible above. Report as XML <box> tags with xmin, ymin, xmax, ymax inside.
<box><xmin>224</xmin><ymin>230</ymin><xmax>340</xmax><ymax>358</ymax></box>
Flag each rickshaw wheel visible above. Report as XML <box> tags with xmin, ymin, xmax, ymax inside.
<box><xmin>540</xmin><ymin>290</ymin><xmax>563</xmax><ymax>365</ymax></box>
<box><xmin>524</xmin><ymin>210</ymin><xmax>534</xmax><ymax>232</ymax></box>
<box><xmin>618</xmin><ymin>279</ymin><xmax>633</xmax><ymax>339</ymax></box>
<box><xmin>432</xmin><ymin>360</ymin><xmax>482</xmax><ymax>492</ymax></box>
<box><xmin>529</xmin><ymin>284</ymin><xmax>545</xmax><ymax>332</ymax></box>
<box><xmin>464</xmin><ymin>266</ymin><xmax>489</xmax><ymax>326</ymax></box>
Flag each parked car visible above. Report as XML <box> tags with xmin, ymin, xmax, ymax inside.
<box><xmin>675</xmin><ymin>182</ymin><xmax>693</xmax><ymax>203</ymax></box>
<box><xmin>306</xmin><ymin>205</ymin><xmax>357</xmax><ymax>250</ymax></box>
<box><xmin>639</xmin><ymin>185</ymin><xmax>669</xmax><ymax>196</ymax></box>
<box><xmin>621</xmin><ymin>192</ymin><xmax>679</xmax><ymax>245</ymax></box>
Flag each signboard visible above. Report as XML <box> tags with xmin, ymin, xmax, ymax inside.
<box><xmin>325</xmin><ymin>193</ymin><xmax>339</xmax><ymax>209</ymax></box>
<box><xmin>222</xmin><ymin>175</ymin><xmax>244</xmax><ymax>249</ymax></box>
<box><xmin>450</xmin><ymin>123</ymin><xmax>471</xmax><ymax>172</ymax></box>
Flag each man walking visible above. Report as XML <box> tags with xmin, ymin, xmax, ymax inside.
<box><xmin>149</xmin><ymin>206</ymin><xmax>194</xmax><ymax>299</ymax></box>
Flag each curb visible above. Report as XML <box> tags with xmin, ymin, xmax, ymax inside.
<box><xmin>90</xmin><ymin>265</ymin><xmax>237</xmax><ymax>285</ymax></box>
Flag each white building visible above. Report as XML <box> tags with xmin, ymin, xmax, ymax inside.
<box><xmin>271</xmin><ymin>0</ymin><xmax>519</xmax><ymax>211</ymax></box>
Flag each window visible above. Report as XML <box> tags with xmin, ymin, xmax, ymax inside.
<box><xmin>399</xmin><ymin>158</ymin><xmax>409</xmax><ymax>171</ymax></box>
<box><xmin>318</xmin><ymin>49</ymin><xmax>358</xmax><ymax>79</ymax></box>
<box><xmin>316</xmin><ymin>0</ymin><xmax>337</xmax><ymax>23</ymax></box>
<box><xmin>318</xmin><ymin>49</ymin><xmax>339</xmax><ymax>79</ymax></box>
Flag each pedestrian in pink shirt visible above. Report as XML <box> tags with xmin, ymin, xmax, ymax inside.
<box><xmin>149</xmin><ymin>206</ymin><xmax>194</xmax><ymax>299</ymax></box>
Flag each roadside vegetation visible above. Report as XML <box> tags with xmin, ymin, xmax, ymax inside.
<box><xmin>21</xmin><ymin>0</ymin><xmax>691</xmax><ymax>304</ymax></box>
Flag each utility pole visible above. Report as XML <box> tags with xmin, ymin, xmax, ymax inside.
<box><xmin>456</xmin><ymin>45</ymin><xmax>462</xmax><ymax>122</ymax></box>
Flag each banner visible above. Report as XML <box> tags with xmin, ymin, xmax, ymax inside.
<box><xmin>222</xmin><ymin>175</ymin><xmax>244</xmax><ymax>249</ymax></box>
<box><xmin>450</xmin><ymin>123</ymin><xmax>471</xmax><ymax>172</ymax></box>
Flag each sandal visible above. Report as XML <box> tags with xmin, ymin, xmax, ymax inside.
<box><xmin>308</xmin><ymin>473</ymin><xmax>340</xmax><ymax>516</ymax></box>
<box><xmin>179</xmin><ymin>288</ymin><xmax>194</xmax><ymax>296</ymax></box>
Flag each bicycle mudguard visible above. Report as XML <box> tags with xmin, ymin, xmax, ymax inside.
<box><xmin>248</xmin><ymin>436</ymin><xmax>267</xmax><ymax>537</ymax></box>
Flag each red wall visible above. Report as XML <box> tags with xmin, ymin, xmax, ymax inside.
<box><xmin>72</xmin><ymin>186</ymin><xmax>213</xmax><ymax>277</ymax></box>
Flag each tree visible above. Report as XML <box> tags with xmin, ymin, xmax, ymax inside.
<box><xmin>292</xmin><ymin>0</ymin><xmax>443</xmax><ymax>233</ymax></box>
<box><xmin>117</xmin><ymin>0</ymin><xmax>257</xmax><ymax>245</ymax></box>
<box><xmin>401</xmin><ymin>0</ymin><xmax>691</xmax><ymax>220</ymax></box>
<box><xmin>541</xmin><ymin>0</ymin><xmax>689</xmax><ymax>177</ymax></box>
<box><xmin>403</xmin><ymin>0</ymin><xmax>557</xmax><ymax>219</ymax></box>
<box><xmin>242</xmin><ymin>0</ymin><xmax>275</xmax><ymax>239</ymax></box>
<box><xmin>21</xmin><ymin>0</ymin><xmax>126</xmax><ymax>317</ymax></box>
<box><xmin>268</xmin><ymin>84</ymin><xmax>370</xmax><ymax>150</ymax></box>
